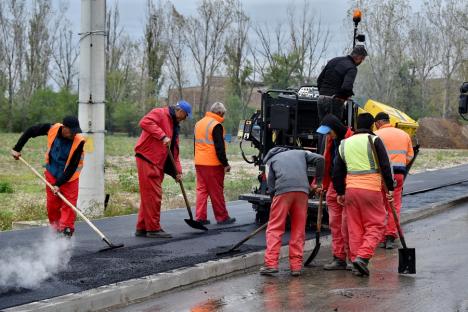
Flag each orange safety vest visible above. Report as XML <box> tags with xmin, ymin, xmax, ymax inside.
<box><xmin>375</xmin><ymin>124</ymin><xmax>414</xmax><ymax>169</ymax></box>
<box><xmin>45</xmin><ymin>123</ymin><xmax>85</xmax><ymax>182</ymax></box>
<box><xmin>194</xmin><ymin>112</ymin><xmax>226</xmax><ymax>166</ymax></box>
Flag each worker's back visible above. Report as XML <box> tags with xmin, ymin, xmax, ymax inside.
<box><xmin>317</xmin><ymin>56</ymin><xmax>357</xmax><ymax>96</ymax></box>
<box><xmin>375</xmin><ymin>124</ymin><xmax>413</xmax><ymax>173</ymax></box>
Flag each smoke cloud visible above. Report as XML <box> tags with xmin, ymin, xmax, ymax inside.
<box><xmin>0</xmin><ymin>229</ymin><xmax>73</xmax><ymax>290</ymax></box>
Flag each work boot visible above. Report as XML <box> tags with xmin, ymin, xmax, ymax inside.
<box><xmin>135</xmin><ymin>229</ymin><xmax>147</xmax><ymax>237</ymax></box>
<box><xmin>352</xmin><ymin>257</ymin><xmax>370</xmax><ymax>277</ymax></box>
<box><xmin>351</xmin><ymin>267</ymin><xmax>363</xmax><ymax>276</ymax></box>
<box><xmin>323</xmin><ymin>257</ymin><xmax>347</xmax><ymax>270</ymax></box>
<box><xmin>146</xmin><ymin>229</ymin><xmax>172</xmax><ymax>238</ymax></box>
<box><xmin>385</xmin><ymin>235</ymin><xmax>396</xmax><ymax>249</ymax></box>
<box><xmin>217</xmin><ymin>217</ymin><xmax>236</xmax><ymax>225</ymax></box>
<box><xmin>291</xmin><ymin>270</ymin><xmax>302</xmax><ymax>277</ymax></box>
<box><xmin>62</xmin><ymin>227</ymin><xmax>74</xmax><ymax>238</ymax></box>
<box><xmin>346</xmin><ymin>263</ymin><xmax>353</xmax><ymax>271</ymax></box>
<box><xmin>196</xmin><ymin>219</ymin><xmax>211</xmax><ymax>225</ymax></box>
<box><xmin>259</xmin><ymin>266</ymin><xmax>279</xmax><ymax>276</ymax></box>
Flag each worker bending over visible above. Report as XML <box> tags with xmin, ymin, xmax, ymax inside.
<box><xmin>11</xmin><ymin>116</ymin><xmax>85</xmax><ymax>237</ymax></box>
<box><xmin>134</xmin><ymin>101</ymin><xmax>192</xmax><ymax>238</ymax></box>
<box><xmin>194</xmin><ymin>102</ymin><xmax>236</xmax><ymax>225</ymax></box>
<box><xmin>333</xmin><ymin>113</ymin><xmax>394</xmax><ymax>276</ymax></box>
<box><xmin>316</xmin><ymin>114</ymin><xmax>354</xmax><ymax>270</ymax></box>
<box><xmin>375</xmin><ymin>112</ymin><xmax>413</xmax><ymax>249</ymax></box>
<box><xmin>260</xmin><ymin>147</ymin><xmax>324</xmax><ymax>276</ymax></box>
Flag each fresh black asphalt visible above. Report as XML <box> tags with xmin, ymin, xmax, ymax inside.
<box><xmin>1</xmin><ymin>164</ymin><xmax>468</xmax><ymax>309</ymax></box>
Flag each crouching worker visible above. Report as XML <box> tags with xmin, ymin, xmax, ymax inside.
<box><xmin>332</xmin><ymin>113</ymin><xmax>394</xmax><ymax>277</ymax></box>
<box><xmin>260</xmin><ymin>147</ymin><xmax>324</xmax><ymax>277</ymax></box>
<box><xmin>11</xmin><ymin>116</ymin><xmax>85</xmax><ymax>237</ymax></box>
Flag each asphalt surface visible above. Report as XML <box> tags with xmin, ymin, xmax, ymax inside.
<box><xmin>114</xmin><ymin>202</ymin><xmax>468</xmax><ymax>312</ymax></box>
<box><xmin>1</xmin><ymin>164</ymin><xmax>468</xmax><ymax>309</ymax></box>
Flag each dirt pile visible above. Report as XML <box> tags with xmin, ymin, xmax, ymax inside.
<box><xmin>416</xmin><ymin>118</ymin><xmax>468</xmax><ymax>149</ymax></box>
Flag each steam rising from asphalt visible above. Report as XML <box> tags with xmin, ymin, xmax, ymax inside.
<box><xmin>0</xmin><ymin>229</ymin><xmax>73</xmax><ymax>290</ymax></box>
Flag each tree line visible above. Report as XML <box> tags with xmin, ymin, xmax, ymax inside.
<box><xmin>0</xmin><ymin>0</ymin><xmax>466</xmax><ymax>136</ymax></box>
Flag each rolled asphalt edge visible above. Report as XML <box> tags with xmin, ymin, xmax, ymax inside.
<box><xmin>6</xmin><ymin>194</ymin><xmax>468</xmax><ymax>312</ymax></box>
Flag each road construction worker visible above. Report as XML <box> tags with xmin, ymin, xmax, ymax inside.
<box><xmin>10</xmin><ymin>116</ymin><xmax>85</xmax><ymax>237</ymax></box>
<box><xmin>315</xmin><ymin>114</ymin><xmax>354</xmax><ymax>270</ymax></box>
<box><xmin>194</xmin><ymin>102</ymin><xmax>236</xmax><ymax>225</ymax></box>
<box><xmin>375</xmin><ymin>112</ymin><xmax>414</xmax><ymax>249</ymax></box>
<box><xmin>332</xmin><ymin>113</ymin><xmax>394</xmax><ymax>276</ymax></box>
<box><xmin>316</xmin><ymin>45</ymin><xmax>367</xmax><ymax>121</ymax></box>
<box><xmin>260</xmin><ymin>147</ymin><xmax>324</xmax><ymax>276</ymax></box>
<box><xmin>134</xmin><ymin>101</ymin><xmax>192</xmax><ymax>238</ymax></box>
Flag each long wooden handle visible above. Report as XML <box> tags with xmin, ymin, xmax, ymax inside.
<box><xmin>18</xmin><ymin>156</ymin><xmax>107</xmax><ymax>240</ymax></box>
<box><xmin>316</xmin><ymin>192</ymin><xmax>324</xmax><ymax>234</ymax></box>
<box><xmin>230</xmin><ymin>222</ymin><xmax>268</xmax><ymax>251</ymax></box>
<box><xmin>367</xmin><ymin>137</ymin><xmax>408</xmax><ymax>249</ymax></box>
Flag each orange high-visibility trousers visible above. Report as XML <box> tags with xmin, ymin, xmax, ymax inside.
<box><xmin>45</xmin><ymin>170</ymin><xmax>78</xmax><ymax>231</ymax></box>
<box><xmin>327</xmin><ymin>183</ymin><xmax>350</xmax><ymax>261</ymax></box>
<box><xmin>382</xmin><ymin>173</ymin><xmax>404</xmax><ymax>238</ymax></box>
<box><xmin>264</xmin><ymin>192</ymin><xmax>308</xmax><ymax>271</ymax></box>
<box><xmin>345</xmin><ymin>188</ymin><xmax>386</xmax><ymax>261</ymax></box>
<box><xmin>195</xmin><ymin>165</ymin><xmax>229</xmax><ymax>222</ymax></box>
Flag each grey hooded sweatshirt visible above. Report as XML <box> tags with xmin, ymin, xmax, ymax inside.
<box><xmin>264</xmin><ymin>147</ymin><xmax>325</xmax><ymax>196</ymax></box>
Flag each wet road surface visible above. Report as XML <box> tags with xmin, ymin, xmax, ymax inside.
<box><xmin>1</xmin><ymin>165</ymin><xmax>468</xmax><ymax>309</ymax></box>
<box><xmin>114</xmin><ymin>202</ymin><xmax>468</xmax><ymax>312</ymax></box>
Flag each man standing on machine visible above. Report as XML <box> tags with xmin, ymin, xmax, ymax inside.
<box><xmin>11</xmin><ymin>116</ymin><xmax>85</xmax><ymax>237</ymax></box>
<box><xmin>316</xmin><ymin>45</ymin><xmax>367</xmax><ymax>122</ymax></box>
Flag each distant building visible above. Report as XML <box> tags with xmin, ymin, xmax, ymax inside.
<box><xmin>167</xmin><ymin>76</ymin><xmax>264</xmax><ymax>113</ymax></box>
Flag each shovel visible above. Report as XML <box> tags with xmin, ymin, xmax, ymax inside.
<box><xmin>368</xmin><ymin>136</ymin><xmax>416</xmax><ymax>274</ymax></box>
<box><xmin>166</xmin><ymin>147</ymin><xmax>208</xmax><ymax>231</ymax></box>
<box><xmin>304</xmin><ymin>192</ymin><xmax>324</xmax><ymax>266</ymax></box>
<box><xmin>19</xmin><ymin>157</ymin><xmax>124</xmax><ymax>252</ymax></box>
<box><xmin>216</xmin><ymin>222</ymin><xmax>268</xmax><ymax>255</ymax></box>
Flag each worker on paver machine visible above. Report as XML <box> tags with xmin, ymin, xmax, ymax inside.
<box><xmin>134</xmin><ymin>101</ymin><xmax>192</xmax><ymax>239</ymax></box>
<box><xmin>333</xmin><ymin>113</ymin><xmax>394</xmax><ymax>276</ymax></box>
<box><xmin>315</xmin><ymin>114</ymin><xmax>354</xmax><ymax>271</ymax></box>
<box><xmin>10</xmin><ymin>116</ymin><xmax>85</xmax><ymax>237</ymax></box>
<box><xmin>375</xmin><ymin>112</ymin><xmax>414</xmax><ymax>249</ymax></box>
<box><xmin>259</xmin><ymin>147</ymin><xmax>324</xmax><ymax>277</ymax></box>
<box><xmin>194</xmin><ymin>102</ymin><xmax>236</xmax><ymax>225</ymax></box>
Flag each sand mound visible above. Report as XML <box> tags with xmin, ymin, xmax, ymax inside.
<box><xmin>416</xmin><ymin>118</ymin><xmax>468</xmax><ymax>149</ymax></box>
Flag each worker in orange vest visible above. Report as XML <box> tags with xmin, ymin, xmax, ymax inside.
<box><xmin>11</xmin><ymin>116</ymin><xmax>85</xmax><ymax>237</ymax></box>
<box><xmin>194</xmin><ymin>102</ymin><xmax>235</xmax><ymax>225</ymax></box>
<box><xmin>375</xmin><ymin>112</ymin><xmax>414</xmax><ymax>249</ymax></box>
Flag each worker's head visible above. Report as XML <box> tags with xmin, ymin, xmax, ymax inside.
<box><xmin>316</xmin><ymin>114</ymin><xmax>347</xmax><ymax>139</ymax></box>
<box><xmin>210</xmin><ymin>102</ymin><xmax>226</xmax><ymax>117</ymax></box>
<box><xmin>175</xmin><ymin>100</ymin><xmax>192</xmax><ymax>122</ymax></box>
<box><xmin>62</xmin><ymin>116</ymin><xmax>82</xmax><ymax>140</ymax></box>
<box><xmin>350</xmin><ymin>45</ymin><xmax>367</xmax><ymax>66</ymax></box>
<box><xmin>374</xmin><ymin>112</ymin><xmax>390</xmax><ymax>129</ymax></box>
<box><xmin>356</xmin><ymin>113</ymin><xmax>375</xmax><ymax>130</ymax></box>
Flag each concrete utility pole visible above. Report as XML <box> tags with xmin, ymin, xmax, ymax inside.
<box><xmin>78</xmin><ymin>0</ymin><xmax>106</xmax><ymax>216</ymax></box>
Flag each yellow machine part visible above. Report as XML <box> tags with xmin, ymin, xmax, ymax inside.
<box><xmin>358</xmin><ymin>99</ymin><xmax>419</xmax><ymax>137</ymax></box>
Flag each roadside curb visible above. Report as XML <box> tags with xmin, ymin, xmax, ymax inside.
<box><xmin>6</xmin><ymin>195</ymin><xmax>468</xmax><ymax>312</ymax></box>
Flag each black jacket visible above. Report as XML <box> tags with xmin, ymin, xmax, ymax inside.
<box><xmin>317</xmin><ymin>55</ymin><xmax>358</xmax><ymax>98</ymax></box>
<box><xmin>13</xmin><ymin>123</ymin><xmax>84</xmax><ymax>187</ymax></box>
<box><xmin>332</xmin><ymin>129</ymin><xmax>394</xmax><ymax>195</ymax></box>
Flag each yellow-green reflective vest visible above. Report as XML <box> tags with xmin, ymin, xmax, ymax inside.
<box><xmin>338</xmin><ymin>134</ymin><xmax>378</xmax><ymax>174</ymax></box>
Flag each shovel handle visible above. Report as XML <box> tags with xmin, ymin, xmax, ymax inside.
<box><xmin>229</xmin><ymin>222</ymin><xmax>268</xmax><ymax>252</ymax></box>
<box><xmin>316</xmin><ymin>192</ymin><xmax>324</xmax><ymax>233</ymax></box>
<box><xmin>367</xmin><ymin>137</ymin><xmax>408</xmax><ymax>249</ymax></box>
<box><xmin>18</xmin><ymin>156</ymin><xmax>107</xmax><ymax>241</ymax></box>
<box><xmin>166</xmin><ymin>146</ymin><xmax>194</xmax><ymax>220</ymax></box>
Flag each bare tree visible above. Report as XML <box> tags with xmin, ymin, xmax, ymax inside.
<box><xmin>0</xmin><ymin>0</ymin><xmax>26</xmax><ymax>131</ymax></box>
<box><xmin>166</xmin><ymin>5</ymin><xmax>187</xmax><ymax>101</ymax></box>
<box><xmin>185</xmin><ymin>0</ymin><xmax>235</xmax><ymax>117</ymax></box>
<box><xmin>425</xmin><ymin>0</ymin><xmax>466</xmax><ymax>117</ymax></box>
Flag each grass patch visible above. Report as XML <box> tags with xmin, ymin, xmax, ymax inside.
<box><xmin>0</xmin><ymin>181</ymin><xmax>14</xmax><ymax>193</ymax></box>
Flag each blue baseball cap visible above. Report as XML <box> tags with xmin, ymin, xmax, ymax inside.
<box><xmin>176</xmin><ymin>100</ymin><xmax>192</xmax><ymax>119</ymax></box>
<box><xmin>316</xmin><ymin>125</ymin><xmax>331</xmax><ymax>135</ymax></box>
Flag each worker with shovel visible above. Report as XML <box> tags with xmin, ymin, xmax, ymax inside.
<box><xmin>194</xmin><ymin>102</ymin><xmax>236</xmax><ymax>225</ymax></box>
<box><xmin>332</xmin><ymin>113</ymin><xmax>394</xmax><ymax>276</ymax></box>
<box><xmin>375</xmin><ymin>112</ymin><xmax>414</xmax><ymax>249</ymax></box>
<box><xmin>11</xmin><ymin>116</ymin><xmax>85</xmax><ymax>237</ymax></box>
<box><xmin>134</xmin><ymin>101</ymin><xmax>192</xmax><ymax>238</ymax></box>
<box><xmin>259</xmin><ymin>147</ymin><xmax>324</xmax><ymax>277</ymax></box>
<box><xmin>315</xmin><ymin>114</ymin><xmax>354</xmax><ymax>271</ymax></box>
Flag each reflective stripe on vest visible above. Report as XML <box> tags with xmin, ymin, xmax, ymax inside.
<box><xmin>194</xmin><ymin>112</ymin><xmax>226</xmax><ymax>166</ymax></box>
<box><xmin>339</xmin><ymin>134</ymin><xmax>378</xmax><ymax>174</ymax></box>
<box><xmin>375</xmin><ymin>125</ymin><xmax>413</xmax><ymax>169</ymax></box>
<box><xmin>45</xmin><ymin>123</ymin><xmax>85</xmax><ymax>182</ymax></box>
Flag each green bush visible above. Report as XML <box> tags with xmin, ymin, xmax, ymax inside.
<box><xmin>0</xmin><ymin>209</ymin><xmax>14</xmax><ymax>230</ymax></box>
<box><xmin>0</xmin><ymin>181</ymin><xmax>13</xmax><ymax>193</ymax></box>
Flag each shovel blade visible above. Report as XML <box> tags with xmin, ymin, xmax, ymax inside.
<box><xmin>185</xmin><ymin>218</ymin><xmax>208</xmax><ymax>231</ymax></box>
<box><xmin>99</xmin><ymin>243</ymin><xmax>125</xmax><ymax>252</ymax></box>
<box><xmin>398</xmin><ymin>247</ymin><xmax>416</xmax><ymax>274</ymax></box>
